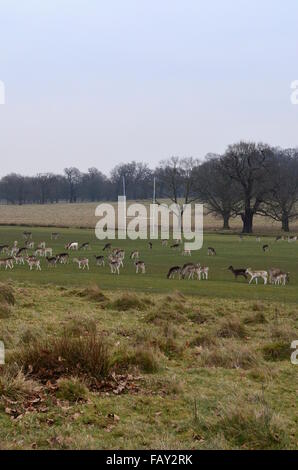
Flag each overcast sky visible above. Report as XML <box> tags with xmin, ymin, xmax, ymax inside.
<box><xmin>0</xmin><ymin>0</ymin><xmax>298</xmax><ymax>176</ymax></box>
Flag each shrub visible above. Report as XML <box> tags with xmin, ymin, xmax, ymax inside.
<box><xmin>262</xmin><ymin>342</ymin><xmax>291</xmax><ymax>362</ymax></box>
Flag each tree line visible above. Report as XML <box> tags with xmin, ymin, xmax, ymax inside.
<box><xmin>1</xmin><ymin>141</ymin><xmax>298</xmax><ymax>233</ymax></box>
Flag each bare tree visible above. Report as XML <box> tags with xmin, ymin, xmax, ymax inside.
<box><xmin>156</xmin><ymin>157</ymin><xmax>199</xmax><ymax>211</ymax></box>
<box><xmin>219</xmin><ymin>142</ymin><xmax>274</xmax><ymax>233</ymax></box>
<box><xmin>195</xmin><ymin>155</ymin><xmax>240</xmax><ymax>229</ymax></box>
<box><xmin>261</xmin><ymin>149</ymin><xmax>298</xmax><ymax>232</ymax></box>
<box><xmin>64</xmin><ymin>167</ymin><xmax>81</xmax><ymax>203</ymax></box>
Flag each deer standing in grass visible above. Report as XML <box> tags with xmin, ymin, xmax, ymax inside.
<box><xmin>26</xmin><ymin>257</ymin><xmax>41</xmax><ymax>271</ymax></box>
<box><xmin>73</xmin><ymin>258</ymin><xmax>89</xmax><ymax>270</ymax></box>
<box><xmin>0</xmin><ymin>258</ymin><xmax>14</xmax><ymax>269</ymax></box>
<box><xmin>135</xmin><ymin>261</ymin><xmax>146</xmax><ymax>274</ymax></box>
<box><xmin>94</xmin><ymin>255</ymin><xmax>105</xmax><ymax>266</ymax></box>
<box><xmin>167</xmin><ymin>266</ymin><xmax>181</xmax><ymax>279</ymax></box>
<box><xmin>109</xmin><ymin>260</ymin><xmax>121</xmax><ymax>274</ymax></box>
<box><xmin>245</xmin><ymin>268</ymin><xmax>268</xmax><ymax>285</ymax></box>
<box><xmin>130</xmin><ymin>250</ymin><xmax>139</xmax><ymax>260</ymax></box>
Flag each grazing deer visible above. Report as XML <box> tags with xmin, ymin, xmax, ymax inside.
<box><xmin>181</xmin><ymin>263</ymin><xmax>195</xmax><ymax>279</ymax></box>
<box><xmin>170</xmin><ymin>243</ymin><xmax>180</xmax><ymax>250</ymax></box>
<box><xmin>262</xmin><ymin>244</ymin><xmax>269</xmax><ymax>252</ymax></box>
<box><xmin>65</xmin><ymin>242</ymin><xmax>79</xmax><ymax>250</ymax></box>
<box><xmin>26</xmin><ymin>257</ymin><xmax>41</xmax><ymax>271</ymax></box>
<box><xmin>148</xmin><ymin>242</ymin><xmax>153</xmax><ymax>250</ymax></box>
<box><xmin>34</xmin><ymin>248</ymin><xmax>44</xmax><ymax>257</ymax></box>
<box><xmin>17</xmin><ymin>247</ymin><xmax>27</xmax><ymax>256</ymax></box>
<box><xmin>268</xmin><ymin>268</ymin><xmax>284</xmax><ymax>284</ymax></box>
<box><xmin>94</xmin><ymin>255</ymin><xmax>105</xmax><ymax>266</ymax></box>
<box><xmin>23</xmin><ymin>231</ymin><xmax>32</xmax><ymax>240</ymax></box>
<box><xmin>275</xmin><ymin>236</ymin><xmax>283</xmax><ymax>242</ymax></box>
<box><xmin>51</xmin><ymin>232</ymin><xmax>60</xmax><ymax>240</ymax></box>
<box><xmin>103</xmin><ymin>243</ymin><xmax>112</xmax><ymax>251</ymax></box>
<box><xmin>161</xmin><ymin>239</ymin><xmax>168</xmax><ymax>247</ymax></box>
<box><xmin>0</xmin><ymin>245</ymin><xmax>9</xmax><ymax>254</ymax></box>
<box><xmin>135</xmin><ymin>261</ymin><xmax>146</xmax><ymax>274</ymax></box>
<box><xmin>245</xmin><ymin>268</ymin><xmax>268</xmax><ymax>285</ymax></box>
<box><xmin>73</xmin><ymin>258</ymin><xmax>89</xmax><ymax>270</ymax></box>
<box><xmin>199</xmin><ymin>266</ymin><xmax>209</xmax><ymax>280</ymax></box>
<box><xmin>182</xmin><ymin>248</ymin><xmax>191</xmax><ymax>256</ymax></box>
<box><xmin>14</xmin><ymin>254</ymin><xmax>25</xmax><ymax>265</ymax></box>
<box><xmin>43</xmin><ymin>247</ymin><xmax>53</xmax><ymax>257</ymax></box>
<box><xmin>109</xmin><ymin>260</ymin><xmax>121</xmax><ymax>274</ymax></box>
<box><xmin>26</xmin><ymin>241</ymin><xmax>35</xmax><ymax>249</ymax></box>
<box><xmin>228</xmin><ymin>265</ymin><xmax>248</xmax><ymax>280</ymax></box>
<box><xmin>272</xmin><ymin>272</ymin><xmax>289</xmax><ymax>286</ymax></box>
<box><xmin>167</xmin><ymin>266</ymin><xmax>181</xmax><ymax>279</ymax></box>
<box><xmin>130</xmin><ymin>250</ymin><xmax>139</xmax><ymax>260</ymax></box>
<box><xmin>56</xmin><ymin>253</ymin><xmax>69</xmax><ymax>264</ymax></box>
<box><xmin>37</xmin><ymin>242</ymin><xmax>46</xmax><ymax>249</ymax></box>
<box><xmin>0</xmin><ymin>258</ymin><xmax>14</xmax><ymax>269</ymax></box>
<box><xmin>10</xmin><ymin>246</ymin><xmax>19</xmax><ymax>256</ymax></box>
<box><xmin>46</xmin><ymin>256</ymin><xmax>58</xmax><ymax>267</ymax></box>
<box><xmin>79</xmin><ymin>242</ymin><xmax>90</xmax><ymax>250</ymax></box>
<box><xmin>288</xmin><ymin>236</ymin><xmax>297</xmax><ymax>243</ymax></box>
<box><xmin>109</xmin><ymin>254</ymin><xmax>124</xmax><ymax>268</ymax></box>
<box><xmin>207</xmin><ymin>247</ymin><xmax>216</xmax><ymax>256</ymax></box>
<box><xmin>115</xmin><ymin>249</ymin><xmax>125</xmax><ymax>260</ymax></box>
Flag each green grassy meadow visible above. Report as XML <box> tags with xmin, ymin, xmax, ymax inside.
<box><xmin>0</xmin><ymin>225</ymin><xmax>297</xmax><ymax>303</ymax></box>
<box><xmin>0</xmin><ymin>225</ymin><xmax>297</xmax><ymax>450</ymax></box>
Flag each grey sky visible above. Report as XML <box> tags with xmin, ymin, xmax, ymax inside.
<box><xmin>0</xmin><ymin>0</ymin><xmax>297</xmax><ymax>176</ymax></box>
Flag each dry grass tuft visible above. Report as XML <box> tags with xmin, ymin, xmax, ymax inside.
<box><xmin>216</xmin><ymin>317</ymin><xmax>247</xmax><ymax>339</ymax></box>
<box><xmin>262</xmin><ymin>342</ymin><xmax>292</xmax><ymax>362</ymax></box>
<box><xmin>13</xmin><ymin>332</ymin><xmax>111</xmax><ymax>380</ymax></box>
<box><xmin>108</xmin><ymin>293</ymin><xmax>145</xmax><ymax>311</ymax></box>
<box><xmin>199</xmin><ymin>342</ymin><xmax>259</xmax><ymax>369</ymax></box>
<box><xmin>77</xmin><ymin>284</ymin><xmax>108</xmax><ymax>303</ymax></box>
<box><xmin>0</xmin><ymin>283</ymin><xmax>15</xmax><ymax>306</ymax></box>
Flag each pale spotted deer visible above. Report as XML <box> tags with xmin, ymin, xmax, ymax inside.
<box><xmin>73</xmin><ymin>258</ymin><xmax>89</xmax><ymax>270</ymax></box>
<box><xmin>26</xmin><ymin>257</ymin><xmax>41</xmax><ymax>271</ymax></box>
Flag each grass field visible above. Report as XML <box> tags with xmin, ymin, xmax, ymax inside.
<box><xmin>0</xmin><ymin>224</ymin><xmax>297</xmax><ymax>450</ymax></box>
<box><xmin>0</xmin><ymin>225</ymin><xmax>297</xmax><ymax>303</ymax></box>
<box><xmin>0</xmin><ymin>284</ymin><xmax>297</xmax><ymax>449</ymax></box>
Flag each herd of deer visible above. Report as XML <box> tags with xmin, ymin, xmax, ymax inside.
<box><xmin>0</xmin><ymin>230</ymin><xmax>294</xmax><ymax>285</ymax></box>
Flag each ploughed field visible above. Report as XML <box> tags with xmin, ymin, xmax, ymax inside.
<box><xmin>0</xmin><ymin>226</ymin><xmax>297</xmax><ymax>304</ymax></box>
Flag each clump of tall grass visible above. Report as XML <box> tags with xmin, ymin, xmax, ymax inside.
<box><xmin>199</xmin><ymin>342</ymin><xmax>259</xmax><ymax>369</ymax></box>
<box><xmin>12</xmin><ymin>332</ymin><xmax>111</xmax><ymax>380</ymax></box>
<box><xmin>216</xmin><ymin>317</ymin><xmax>247</xmax><ymax>339</ymax></box>
<box><xmin>107</xmin><ymin>293</ymin><xmax>145</xmax><ymax>311</ymax></box>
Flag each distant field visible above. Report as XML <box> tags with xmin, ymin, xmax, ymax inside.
<box><xmin>1</xmin><ymin>201</ymin><xmax>298</xmax><ymax>233</ymax></box>
<box><xmin>0</xmin><ymin>226</ymin><xmax>297</xmax><ymax>304</ymax></box>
